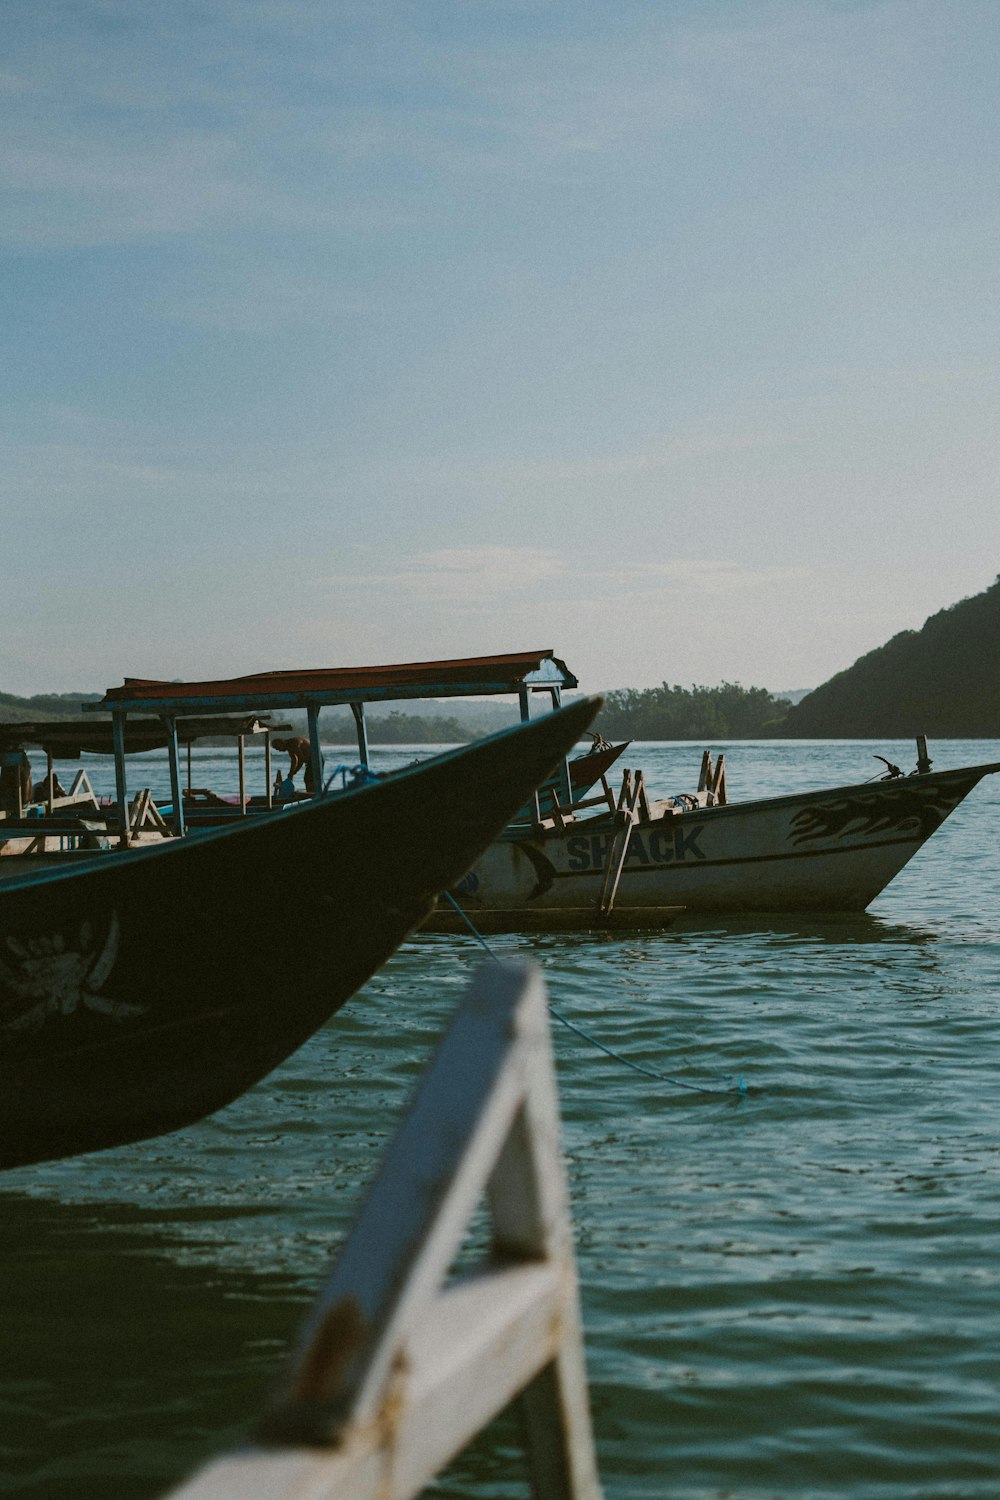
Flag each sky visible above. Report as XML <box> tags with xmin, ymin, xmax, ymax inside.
<box><xmin>3</xmin><ymin>0</ymin><xmax>998</xmax><ymax>699</ymax></box>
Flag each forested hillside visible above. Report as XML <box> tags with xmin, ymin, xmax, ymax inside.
<box><xmin>783</xmin><ymin>576</ymin><xmax>1000</xmax><ymax>737</ymax></box>
<box><xmin>0</xmin><ymin>690</ymin><xmax>98</xmax><ymax>724</ymax></box>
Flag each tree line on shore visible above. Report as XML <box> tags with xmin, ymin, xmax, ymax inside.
<box><xmin>315</xmin><ymin>689</ymin><xmax>794</xmax><ymax>742</ymax></box>
<box><xmin>325</xmin><ymin>685</ymin><xmax>794</xmax><ymax>743</ymax></box>
<box><xmin>0</xmin><ymin>683</ymin><xmax>793</xmax><ymax>742</ymax></box>
<box><xmin>593</xmin><ymin>682</ymin><xmax>789</xmax><ymax>741</ymax></box>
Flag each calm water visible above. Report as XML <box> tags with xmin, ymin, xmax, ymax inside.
<box><xmin>3</xmin><ymin>738</ymin><xmax>1000</xmax><ymax>1498</ymax></box>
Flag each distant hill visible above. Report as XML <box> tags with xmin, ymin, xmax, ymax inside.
<box><xmin>0</xmin><ymin>690</ymin><xmax>100</xmax><ymax>725</ymax></box>
<box><xmin>0</xmin><ymin>688</ymin><xmax>518</xmax><ymax>744</ymax></box>
<box><xmin>783</xmin><ymin>577</ymin><xmax>1000</xmax><ymax>737</ymax></box>
<box><xmin>773</xmin><ymin>687</ymin><xmax>813</xmax><ymax>706</ymax></box>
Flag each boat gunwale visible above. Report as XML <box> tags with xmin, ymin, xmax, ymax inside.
<box><xmin>498</xmin><ymin>759</ymin><xmax>1000</xmax><ymax>840</ymax></box>
<box><xmin>0</xmin><ymin>707</ymin><xmax>601</xmax><ymax>897</ymax></box>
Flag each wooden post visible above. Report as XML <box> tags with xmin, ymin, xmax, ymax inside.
<box><xmin>265</xmin><ymin>732</ymin><xmax>273</xmax><ymax>808</ymax></box>
<box><xmin>711</xmin><ymin>753</ymin><xmax>727</xmax><ymax>806</ymax></box>
<box><xmin>166</xmin><ymin>962</ymin><xmax>603</xmax><ymax>1500</ymax></box>
<box><xmin>129</xmin><ymin>788</ymin><xmax>151</xmax><ymax>834</ymax></box>
<box><xmin>599</xmin><ymin>771</ymin><xmax>643</xmax><ymax>914</ymax></box>
<box><xmin>166</xmin><ymin>718</ymin><xmax>186</xmax><ymax>837</ymax></box>
<box><xmin>238</xmin><ymin>734</ymin><xmax>247</xmax><ymax>815</ymax></box>
<box><xmin>45</xmin><ymin>749</ymin><xmax>54</xmax><ymax>814</ymax></box>
<box><xmin>112</xmin><ymin>711</ymin><xmax>129</xmax><ymax>849</ymax></box>
<box><xmin>351</xmin><ymin>702</ymin><xmax>369</xmax><ymax>768</ymax></box>
<box><xmin>0</xmin><ymin>749</ymin><xmax>26</xmax><ymax>819</ymax></box>
<box><xmin>307</xmin><ymin>705</ymin><xmax>324</xmax><ymax>798</ymax></box>
<box><xmin>598</xmin><ymin>813</ymin><xmax>635</xmax><ymax>916</ymax></box>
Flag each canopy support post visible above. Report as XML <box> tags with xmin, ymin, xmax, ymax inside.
<box><xmin>112</xmin><ymin>711</ymin><xmax>130</xmax><ymax>848</ymax></box>
<box><xmin>351</xmin><ymin>702</ymin><xmax>369</xmax><ymax>766</ymax></box>
<box><xmin>0</xmin><ymin>750</ymin><xmax>25</xmax><ymax>819</ymax></box>
<box><xmin>265</xmin><ymin>731</ymin><xmax>273</xmax><ymax>807</ymax></box>
<box><xmin>307</xmin><ymin>704</ymin><xmax>324</xmax><ymax>797</ymax></box>
<box><xmin>238</xmin><ymin>733</ymin><xmax>247</xmax><ymax>815</ymax></box>
<box><xmin>165</xmin><ymin>717</ymin><xmax>186</xmax><ymax>837</ymax></box>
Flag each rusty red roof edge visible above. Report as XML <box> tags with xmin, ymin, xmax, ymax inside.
<box><xmin>99</xmin><ymin>650</ymin><xmax>576</xmax><ymax>704</ymax></box>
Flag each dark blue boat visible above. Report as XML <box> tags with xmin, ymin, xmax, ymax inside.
<box><xmin>0</xmin><ymin>699</ymin><xmax>597</xmax><ymax>1170</ymax></box>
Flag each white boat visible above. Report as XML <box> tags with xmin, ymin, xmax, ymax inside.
<box><xmin>426</xmin><ymin>746</ymin><xmax>1000</xmax><ymax>925</ymax></box>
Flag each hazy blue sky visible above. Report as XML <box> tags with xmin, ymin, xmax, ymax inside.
<box><xmin>3</xmin><ymin>0</ymin><xmax>998</xmax><ymax>697</ymax></box>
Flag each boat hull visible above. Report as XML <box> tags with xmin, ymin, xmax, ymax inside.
<box><xmin>0</xmin><ymin>700</ymin><xmax>597</xmax><ymax>1169</ymax></box>
<box><xmin>441</xmin><ymin>762</ymin><xmax>1000</xmax><ymax>919</ymax></box>
<box><xmin>568</xmin><ymin>740</ymin><xmax>627</xmax><ymax>792</ymax></box>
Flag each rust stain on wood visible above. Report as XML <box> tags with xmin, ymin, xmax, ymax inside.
<box><xmin>292</xmin><ymin>1296</ymin><xmax>368</xmax><ymax>1404</ymax></box>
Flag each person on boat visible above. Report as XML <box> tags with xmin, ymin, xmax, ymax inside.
<box><xmin>272</xmin><ymin>735</ymin><xmax>317</xmax><ymax>793</ymax></box>
<box><xmin>33</xmin><ymin>770</ymin><xmax>68</xmax><ymax>802</ymax></box>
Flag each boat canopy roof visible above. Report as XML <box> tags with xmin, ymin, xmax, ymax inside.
<box><xmin>86</xmin><ymin>651</ymin><xmax>578</xmax><ymax>717</ymax></box>
<box><xmin>0</xmin><ymin>715</ymin><xmax>291</xmax><ymax>757</ymax></box>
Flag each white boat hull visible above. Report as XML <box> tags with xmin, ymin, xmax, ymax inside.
<box><xmin>438</xmin><ymin>762</ymin><xmax>1000</xmax><ymax>919</ymax></box>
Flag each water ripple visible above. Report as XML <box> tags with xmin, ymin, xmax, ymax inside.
<box><xmin>4</xmin><ymin>739</ymin><xmax>1000</xmax><ymax>1497</ymax></box>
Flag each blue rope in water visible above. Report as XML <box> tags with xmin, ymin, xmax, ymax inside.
<box><xmin>442</xmin><ymin>894</ymin><xmax>746</xmax><ymax>1099</ymax></box>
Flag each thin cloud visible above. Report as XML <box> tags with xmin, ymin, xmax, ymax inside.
<box><xmin>597</xmin><ymin>559</ymin><xmax>809</xmax><ymax>596</ymax></box>
<box><xmin>315</xmin><ymin>548</ymin><xmax>804</xmax><ymax>606</ymax></box>
<box><xmin>316</xmin><ymin>546</ymin><xmax>566</xmax><ymax>602</ymax></box>
<box><xmin>0</xmin><ymin>0</ymin><xmax>940</xmax><ymax>253</ymax></box>
<box><xmin>383</xmin><ymin>429</ymin><xmax>788</xmax><ymax>494</ymax></box>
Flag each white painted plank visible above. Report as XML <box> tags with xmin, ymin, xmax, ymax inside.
<box><xmin>165</xmin><ymin>961</ymin><xmax>603</xmax><ymax>1500</ymax></box>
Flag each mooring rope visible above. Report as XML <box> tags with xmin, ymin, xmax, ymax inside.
<box><xmin>442</xmin><ymin>893</ymin><xmax>746</xmax><ymax>1098</ymax></box>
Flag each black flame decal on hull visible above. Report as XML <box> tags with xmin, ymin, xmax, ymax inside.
<box><xmin>788</xmin><ymin>779</ymin><xmax>973</xmax><ymax>847</ymax></box>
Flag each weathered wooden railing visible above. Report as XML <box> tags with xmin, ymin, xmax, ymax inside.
<box><xmin>0</xmin><ymin>768</ymin><xmax>111</xmax><ymax>855</ymax></box>
<box><xmin>697</xmin><ymin>750</ymin><xmax>727</xmax><ymax>805</ymax></box>
<box><xmin>548</xmin><ymin>774</ymin><xmax>617</xmax><ymax>829</ymax></box>
<box><xmin>595</xmin><ymin>768</ymin><xmax>652</xmax><ymax>915</ymax></box>
<box><xmin>0</xmin><ymin>761</ymin><xmax>102</xmax><ymax>821</ymax></box>
<box><xmin>165</xmin><ymin>961</ymin><xmax>603</xmax><ymax>1500</ymax></box>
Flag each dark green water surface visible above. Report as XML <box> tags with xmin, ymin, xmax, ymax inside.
<box><xmin>3</xmin><ymin>740</ymin><xmax>999</xmax><ymax>1498</ymax></box>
